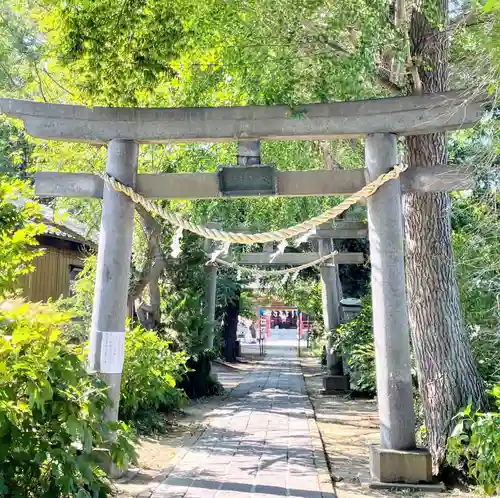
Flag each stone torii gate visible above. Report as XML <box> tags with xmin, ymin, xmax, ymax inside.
<box><xmin>0</xmin><ymin>91</ymin><xmax>482</xmax><ymax>487</ymax></box>
<box><xmin>314</xmin><ymin>220</ymin><xmax>368</xmax><ymax>393</ymax></box>
<box><xmin>202</xmin><ymin>217</ymin><xmax>366</xmax><ymax>372</ymax></box>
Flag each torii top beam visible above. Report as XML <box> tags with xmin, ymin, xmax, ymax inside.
<box><xmin>0</xmin><ymin>90</ymin><xmax>485</xmax><ymax>144</ymax></box>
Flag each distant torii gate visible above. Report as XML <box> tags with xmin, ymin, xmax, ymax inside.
<box><xmin>315</xmin><ymin>221</ymin><xmax>368</xmax><ymax>393</ymax></box>
<box><xmin>0</xmin><ymin>90</ymin><xmax>483</xmax><ymax>487</ymax></box>
<box><xmin>220</xmin><ymin>244</ymin><xmax>363</xmax><ymax>361</ymax></box>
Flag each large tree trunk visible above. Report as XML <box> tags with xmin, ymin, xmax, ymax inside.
<box><xmin>222</xmin><ymin>287</ymin><xmax>240</xmax><ymax>362</ymax></box>
<box><xmin>404</xmin><ymin>1</ymin><xmax>486</xmax><ymax>470</ymax></box>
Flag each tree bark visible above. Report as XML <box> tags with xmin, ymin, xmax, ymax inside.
<box><xmin>404</xmin><ymin>1</ymin><xmax>486</xmax><ymax>470</ymax></box>
<box><xmin>130</xmin><ymin>205</ymin><xmax>167</xmax><ymax>330</ymax></box>
<box><xmin>222</xmin><ymin>287</ymin><xmax>240</xmax><ymax>362</ymax></box>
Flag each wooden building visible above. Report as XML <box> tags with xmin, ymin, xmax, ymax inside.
<box><xmin>13</xmin><ymin>197</ymin><xmax>97</xmax><ymax>302</ymax></box>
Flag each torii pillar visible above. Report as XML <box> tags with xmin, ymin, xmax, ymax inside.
<box><xmin>204</xmin><ymin>238</ymin><xmax>218</xmax><ymax>350</ymax></box>
<box><xmin>365</xmin><ymin>134</ymin><xmax>432</xmax><ymax>487</ymax></box>
<box><xmin>88</xmin><ymin>139</ymin><xmax>138</xmax><ymax>476</ymax></box>
<box><xmin>318</xmin><ymin>238</ymin><xmax>350</xmax><ymax>393</ymax></box>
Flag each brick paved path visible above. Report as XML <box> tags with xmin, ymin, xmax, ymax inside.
<box><xmin>151</xmin><ymin>347</ymin><xmax>334</xmax><ymax>498</ymax></box>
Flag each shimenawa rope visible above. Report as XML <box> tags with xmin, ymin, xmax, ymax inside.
<box><xmin>101</xmin><ymin>164</ymin><xmax>406</xmax><ymax>276</ymax></box>
<box><xmin>101</xmin><ymin>164</ymin><xmax>407</xmax><ymax>245</ymax></box>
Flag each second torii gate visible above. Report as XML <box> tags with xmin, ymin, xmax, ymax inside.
<box><xmin>0</xmin><ymin>90</ymin><xmax>483</xmax><ymax>487</ymax></box>
<box><xmin>202</xmin><ymin>218</ymin><xmax>366</xmax><ymax>377</ymax></box>
<box><xmin>203</xmin><ymin>234</ymin><xmax>364</xmax><ymax>343</ymax></box>
<box><xmin>314</xmin><ymin>221</ymin><xmax>368</xmax><ymax>393</ymax></box>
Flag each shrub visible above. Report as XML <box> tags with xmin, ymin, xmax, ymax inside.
<box><xmin>335</xmin><ymin>296</ymin><xmax>376</xmax><ymax>395</ymax></box>
<box><xmin>119</xmin><ymin>325</ymin><xmax>189</xmax><ymax>422</ymax></box>
<box><xmin>0</xmin><ymin>299</ymin><xmax>136</xmax><ymax>498</ymax></box>
<box><xmin>447</xmin><ymin>386</ymin><xmax>500</xmax><ymax>495</ymax></box>
<box><xmin>469</xmin><ymin>325</ymin><xmax>500</xmax><ymax>388</ymax></box>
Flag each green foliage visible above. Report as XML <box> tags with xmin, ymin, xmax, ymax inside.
<box><xmin>450</xmin><ymin>0</ymin><xmax>500</xmax><ymax>93</ymax></box>
<box><xmin>0</xmin><ymin>118</ymin><xmax>34</xmax><ymax>178</ymax></box>
<box><xmin>157</xmin><ymin>231</ymin><xmax>219</xmax><ymax>352</ymax></box>
<box><xmin>335</xmin><ymin>296</ymin><xmax>376</xmax><ymax>395</ymax></box>
<box><xmin>0</xmin><ymin>299</ymin><xmax>136</xmax><ymax>498</ymax></box>
<box><xmin>119</xmin><ymin>325</ymin><xmax>189</xmax><ymax>422</ymax></box>
<box><xmin>452</xmin><ymin>193</ymin><xmax>500</xmax><ymax>332</ymax></box>
<box><xmin>469</xmin><ymin>327</ymin><xmax>500</xmax><ymax>389</ymax></box>
<box><xmin>177</xmin><ymin>350</ymin><xmax>223</xmax><ymax>399</ymax></box>
<box><xmin>60</xmin><ymin>254</ymin><xmax>96</xmax><ymax>340</ymax></box>
<box><xmin>0</xmin><ymin>1</ymin><xmax>41</xmax><ymax>95</ymax></box>
<box><xmin>0</xmin><ymin>178</ymin><xmax>44</xmax><ymax>298</ymax></box>
<box><xmin>237</xmin><ymin>290</ymin><xmax>256</xmax><ymax>320</ymax></box>
<box><xmin>32</xmin><ymin>0</ymin><xmax>400</xmax><ymax>106</ymax></box>
<box><xmin>449</xmin><ymin>128</ymin><xmax>500</xmax><ymax>388</ymax></box>
<box><xmin>447</xmin><ymin>386</ymin><xmax>500</xmax><ymax>495</ymax></box>
<box><xmin>33</xmin><ymin>0</ymin><xmax>185</xmax><ymax>105</ymax></box>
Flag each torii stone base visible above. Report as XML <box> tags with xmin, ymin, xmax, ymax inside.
<box><xmin>369</xmin><ymin>447</ymin><xmax>441</xmax><ymax>491</ymax></box>
<box><xmin>321</xmin><ymin>374</ymin><xmax>350</xmax><ymax>394</ymax></box>
<box><xmin>369</xmin><ymin>482</ymin><xmax>445</xmax><ymax>492</ymax></box>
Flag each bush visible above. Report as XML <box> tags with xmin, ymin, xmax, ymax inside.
<box><xmin>0</xmin><ymin>299</ymin><xmax>136</xmax><ymax>498</ymax></box>
<box><xmin>119</xmin><ymin>325</ymin><xmax>189</xmax><ymax>422</ymax></box>
<box><xmin>469</xmin><ymin>326</ymin><xmax>500</xmax><ymax>388</ymax></box>
<box><xmin>446</xmin><ymin>386</ymin><xmax>500</xmax><ymax>495</ymax></box>
<box><xmin>335</xmin><ymin>296</ymin><xmax>376</xmax><ymax>395</ymax></box>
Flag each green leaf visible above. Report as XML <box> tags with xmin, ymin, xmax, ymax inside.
<box><xmin>66</xmin><ymin>414</ymin><xmax>83</xmax><ymax>439</ymax></box>
<box><xmin>450</xmin><ymin>420</ymin><xmax>464</xmax><ymax>438</ymax></box>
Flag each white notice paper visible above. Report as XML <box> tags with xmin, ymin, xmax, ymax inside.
<box><xmin>99</xmin><ymin>332</ymin><xmax>125</xmax><ymax>374</ymax></box>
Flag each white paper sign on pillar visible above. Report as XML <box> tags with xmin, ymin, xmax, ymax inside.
<box><xmin>99</xmin><ymin>331</ymin><xmax>126</xmax><ymax>374</ymax></box>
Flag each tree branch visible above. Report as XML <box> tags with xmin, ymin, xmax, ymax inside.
<box><xmin>33</xmin><ymin>65</ymin><xmax>48</xmax><ymax>102</ymax></box>
<box><xmin>130</xmin><ymin>205</ymin><xmax>166</xmax><ymax>300</ymax></box>
<box><xmin>320</xmin><ymin>141</ymin><xmax>343</xmax><ymax>170</ymax></box>
<box><xmin>324</xmin><ymin>36</ymin><xmax>405</xmax><ymax>94</ymax></box>
<box><xmin>376</xmin><ymin>69</ymin><xmax>406</xmax><ymax>94</ymax></box>
<box><xmin>0</xmin><ymin>62</ymin><xmax>19</xmax><ymax>89</ymax></box>
<box><xmin>42</xmin><ymin>68</ymin><xmax>75</xmax><ymax>96</ymax></box>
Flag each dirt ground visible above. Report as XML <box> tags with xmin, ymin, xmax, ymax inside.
<box><xmin>299</xmin><ymin>354</ymin><xmax>473</xmax><ymax>498</ymax></box>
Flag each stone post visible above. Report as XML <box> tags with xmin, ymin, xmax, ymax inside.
<box><xmin>319</xmin><ymin>238</ymin><xmax>350</xmax><ymax>393</ymax></box>
<box><xmin>237</xmin><ymin>140</ymin><xmax>261</xmax><ymax>166</ymax></box>
<box><xmin>204</xmin><ymin>237</ymin><xmax>218</xmax><ymax>350</ymax></box>
<box><xmin>365</xmin><ymin>133</ymin><xmax>432</xmax><ymax>487</ymax></box>
<box><xmin>88</xmin><ymin>139</ymin><xmax>138</xmax><ymax>428</ymax></box>
<box><xmin>336</xmin><ymin>268</ymin><xmax>344</xmax><ymax>321</ymax></box>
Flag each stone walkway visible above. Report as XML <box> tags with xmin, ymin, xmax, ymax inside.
<box><xmin>150</xmin><ymin>345</ymin><xmax>335</xmax><ymax>498</ymax></box>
